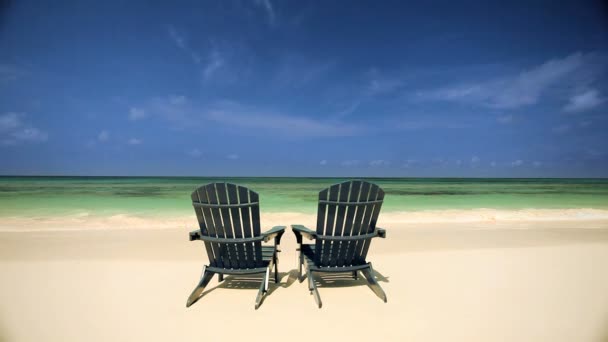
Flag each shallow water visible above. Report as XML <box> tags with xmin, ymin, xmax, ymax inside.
<box><xmin>1</xmin><ymin>177</ymin><xmax>607</xmax><ymax>219</ymax></box>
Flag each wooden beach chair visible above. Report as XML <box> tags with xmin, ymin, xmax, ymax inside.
<box><xmin>292</xmin><ymin>180</ymin><xmax>387</xmax><ymax>308</ymax></box>
<box><xmin>186</xmin><ymin>182</ymin><xmax>285</xmax><ymax>309</ymax></box>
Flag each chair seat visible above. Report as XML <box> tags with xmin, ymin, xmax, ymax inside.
<box><xmin>301</xmin><ymin>244</ymin><xmax>368</xmax><ymax>271</ymax></box>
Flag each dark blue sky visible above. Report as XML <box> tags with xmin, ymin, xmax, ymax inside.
<box><xmin>1</xmin><ymin>1</ymin><xmax>607</xmax><ymax>177</ymax></box>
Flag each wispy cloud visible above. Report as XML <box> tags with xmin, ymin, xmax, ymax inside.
<box><xmin>138</xmin><ymin>96</ymin><xmax>362</xmax><ymax>137</ymax></box>
<box><xmin>273</xmin><ymin>56</ymin><xmax>335</xmax><ymax>89</ymax></box>
<box><xmin>128</xmin><ymin>107</ymin><xmax>146</xmax><ymax>121</ymax></box>
<box><xmin>510</xmin><ymin>159</ymin><xmax>524</xmax><ymax>167</ymax></box>
<box><xmin>0</xmin><ymin>64</ymin><xmax>27</xmax><ymax>83</ymax></box>
<box><xmin>552</xmin><ymin>124</ymin><xmax>570</xmax><ymax>134</ymax></box>
<box><xmin>253</xmin><ymin>0</ymin><xmax>276</xmax><ymax>26</ymax></box>
<box><xmin>127</xmin><ymin>138</ymin><xmax>142</xmax><ymax>145</ymax></box>
<box><xmin>319</xmin><ymin>159</ymin><xmax>327</xmax><ymax>165</ymax></box>
<box><xmin>202</xmin><ymin>49</ymin><xmax>225</xmax><ymax>81</ymax></box>
<box><xmin>341</xmin><ymin>160</ymin><xmax>360</xmax><ymax>167</ymax></box>
<box><xmin>497</xmin><ymin>114</ymin><xmax>513</xmax><ymax>124</ymax></box>
<box><xmin>226</xmin><ymin>153</ymin><xmax>239</xmax><ymax>160</ymax></box>
<box><xmin>188</xmin><ymin>148</ymin><xmax>202</xmax><ymax>158</ymax></box>
<box><xmin>167</xmin><ymin>25</ymin><xmax>202</xmax><ymax>65</ymax></box>
<box><xmin>416</xmin><ymin>52</ymin><xmax>601</xmax><ymax>109</ymax></box>
<box><xmin>205</xmin><ymin>101</ymin><xmax>360</xmax><ymax>137</ymax></box>
<box><xmin>98</xmin><ymin>130</ymin><xmax>109</xmax><ymax>142</ymax></box>
<box><xmin>334</xmin><ymin>69</ymin><xmax>403</xmax><ymax>118</ymax></box>
<box><xmin>563</xmin><ymin>89</ymin><xmax>604</xmax><ymax>113</ymax></box>
<box><xmin>369</xmin><ymin>159</ymin><xmax>390</xmax><ymax>167</ymax></box>
<box><xmin>0</xmin><ymin>112</ymin><xmax>48</xmax><ymax>145</ymax></box>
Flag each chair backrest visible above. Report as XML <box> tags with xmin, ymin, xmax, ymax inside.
<box><xmin>314</xmin><ymin>180</ymin><xmax>385</xmax><ymax>267</ymax></box>
<box><xmin>191</xmin><ymin>182</ymin><xmax>264</xmax><ymax>269</ymax></box>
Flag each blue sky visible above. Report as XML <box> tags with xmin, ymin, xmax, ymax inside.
<box><xmin>1</xmin><ymin>1</ymin><xmax>607</xmax><ymax>177</ymax></box>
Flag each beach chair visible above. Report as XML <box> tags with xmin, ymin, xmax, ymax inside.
<box><xmin>186</xmin><ymin>182</ymin><xmax>285</xmax><ymax>309</ymax></box>
<box><xmin>292</xmin><ymin>180</ymin><xmax>387</xmax><ymax>308</ymax></box>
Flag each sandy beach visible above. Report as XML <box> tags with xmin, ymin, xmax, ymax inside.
<box><xmin>1</xmin><ymin>215</ymin><xmax>608</xmax><ymax>342</ymax></box>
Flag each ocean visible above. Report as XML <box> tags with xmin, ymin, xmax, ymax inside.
<box><xmin>1</xmin><ymin>177</ymin><xmax>608</xmax><ymax>219</ymax></box>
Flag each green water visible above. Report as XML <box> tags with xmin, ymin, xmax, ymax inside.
<box><xmin>1</xmin><ymin>177</ymin><xmax>607</xmax><ymax>218</ymax></box>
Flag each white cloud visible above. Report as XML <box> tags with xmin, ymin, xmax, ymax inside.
<box><xmin>98</xmin><ymin>130</ymin><xmax>109</xmax><ymax>142</ymax></box>
<box><xmin>369</xmin><ymin>159</ymin><xmax>390</xmax><ymax>167</ymax></box>
<box><xmin>205</xmin><ymin>101</ymin><xmax>360</xmax><ymax>137</ymax></box>
<box><xmin>226</xmin><ymin>154</ymin><xmax>239</xmax><ymax>160</ymax></box>
<box><xmin>490</xmin><ymin>161</ymin><xmax>497</xmax><ymax>167</ymax></box>
<box><xmin>128</xmin><ymin>138</ymin><xmax>142</xmax><ymax>145</ymax></box>
<box><xmin>253</xmin><ymin>0</ymin><xmax>276</xmax><ymax>25</ymax></box>
<box><xmin>188</xmin><ymin>148</ymin><xmax>202</xmax><ymax>158</ymax></box>
<box><xmin>341</xmin><ymin>160</ymin><xmax>360</xmax><ymax>167</ymax></box>
<box><xmin>128</xmin><ymin>107</ymin><xmax>146</xmax><ymax>121</ymax></box>
<box><xmin>563</xmin><ymin>89</ymin><xmax>604</xmax><ymax>113</ymax></box>
<box><xmin>417</xmin><ymin>52</ymin><xmax>597</xmax><ymax>109</ymax></box>
<box><xmin>0</xmin><ymin>112</ymin><xmax>48</xmax><ymax>145</ymax></box>
<box><xmin>497</xmin><ymin>114</ymin><xmax>513</xmax><ymax>124</ymax></box>
<box><xmin>533</xmin><ymin>161</ymin><xmax>542</xmax><ymax>167</ymax></box>
<box><xmin>471</xmin><ymin>156</ymin><xmax>480</xmax><ymax>163</ymax></box>
<box><xmin>511</xmin><ymin>160</ymin><xmax>524</xmax><ymax>167</ymax></box>
<box><xmin>319</xmin><ymin>159</ymin><xmax>327</xmax><ymax>165</ymax></box>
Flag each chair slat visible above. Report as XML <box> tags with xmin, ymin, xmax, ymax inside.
<box><xmin>191</xmin><ymin>189</ymin><xmax>216</xmax><ymax>267</ymax></box>
<box><xmin>319</xmin><ymin>184</ymin><xmax>339</xmax><ymax>266</ymax></box>
<box><xmin>208</xmin><ymin>184</ymin><xmax>231</xmax><ymax>268</ymax></box>
<box><xmin>249</xmin><ymin>190</ymin><xmax>263</xmax><ymax>267</ymax></box>
<box><xmin>238</xmin><ymin>185</ymin><xmax>256</xmax><ymax>268</ymax></box>
<box><xmin>199</xmin><ymin>185</ymin><xmax>223</xmax><ymax>268</ymax></box>
<box><xmin>216</xmin><ymin>183</ymin><xmax>239</xmax><ymax>269</ymax></box>
<box><xmin>330</xmin><ymin>182</ymin><xmax>350</xmax><ymax>267</ymax></box>
<box><xmin>346</xmin><ymin>181</ymin><xmax>370</xmax><ymax>264</ymax></box>
<box><xmin>228</xmin><ymin>183</ymin><xmax>247</xmax><ymax>269</ymax></box>
<box><xmin>360</xmin><ymin>187</ymin><xmax>384</xmax><ymax>261</ymax></box>
<box><xmin>337</xmin><ymin>180</ymin><xmax>361</xmax><ymax>266</ymax></box>
<box><xmin>315</xmin><ymin>188</ymin><xmax>328</xmax><ymax>267</ymax></box>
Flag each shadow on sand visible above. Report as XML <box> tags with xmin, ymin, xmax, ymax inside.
<box><xmin>192</xmin><ymin>269</ymin><xmax>300</xmax><ymax>308</ymax></box>
<box><xmin>301</xmin><ymin>268</ymin><xmax>389</xmax><ymax>303</ymax></box>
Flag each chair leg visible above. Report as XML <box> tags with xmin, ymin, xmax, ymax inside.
<box><xmin>255</xmin><ymin>268</ymin><xmax>270</xmax><ymax>310</ymax></box>
<box><xmin>218</xmin><ymin>273</ymin><xmax>224</xmax><ymax>282</ymax></box>
<box><xmin>298</xmin><ymin>249</ymin><xmax>304</xmax><ymax>282</ymax></box>
<box><xmin>186</xmin><ymin>266</ymin><xmax>215</xmax><ymax>307</ymax></box>
<box><xmin>361</xmin><ymin>266</ymin><xmax>387</xmax><ymax>303</ymax></box>
<box><xmin>307</xmin><ymin>268</ymin><xmax>322</xmax><ymax>308</ymax></box>
<box><xmin>353</xmin><ymin>270</ymin><xmax>358</xmax><ymax>280</ymax></box>
<box><xmin>274</xmin><ymin>253</ymin><xmax>279</xmax><ymax>283</ymax></box>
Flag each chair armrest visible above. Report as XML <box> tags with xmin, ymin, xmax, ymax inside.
<box><xmin>291</xmin><ymin>225</ymin><xmax>316</xmax><ymax>244</ymax></box>
<box><xmin>189</xmin><ymin>229</ymin><xmax>201</xmax><ymax>241</ymax></box>
<box><xmin>262</xmin><ymin>226</ymin><xmax>286</xmax><ymax>245</ymax></box>
<box><xmin>376</xmin><ymin>227</ymin><xmax>387</xmax><ymax>238</ymax></box>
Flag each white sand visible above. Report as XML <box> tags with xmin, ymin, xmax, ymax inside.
<box><xmin>1</xmin><ymin>217</ymin><xmax>608</xmax><ymax>341</ymax></box>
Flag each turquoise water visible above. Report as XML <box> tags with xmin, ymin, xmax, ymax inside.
<box><xmin>1</xmin><ymin>177</ymin><xmax>607</xmax><ymax>218</ymax></box>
